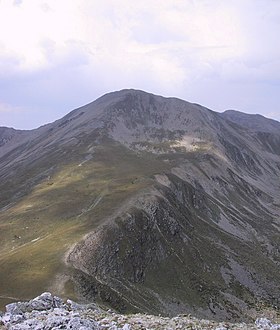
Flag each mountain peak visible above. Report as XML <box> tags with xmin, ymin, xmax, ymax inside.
<box><xmin>1</xmin><ymin>91</ymin><xmax>280</xmax><ymax>320</ymax></box>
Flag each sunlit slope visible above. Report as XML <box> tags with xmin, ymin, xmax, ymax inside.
<box><xmin>0</xmin><ymin>140</ymin><xmax>169</xmax><ymax>308</ymax></box>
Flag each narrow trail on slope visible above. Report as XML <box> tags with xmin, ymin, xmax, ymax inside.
<box><xmin>0</xmin><ymin>234</ymin><xmax>50</xmax><ymax>261</ymax></box>
<box><xmin>76</xmin><ymin>182</ymin><xmax>111</xmax><ymax>219</ymax></box>
<box><xmin>0</xmin><ymin>295</ymin><xmax>20</xmax><ymax>301</ymax></box>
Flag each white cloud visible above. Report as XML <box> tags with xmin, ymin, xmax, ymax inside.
<box><xmin>0</xmin><ymin>0</ymin><xmax>246</xmax><ymax>76</ymax></box>
<box><xmin>0</xmin><ymin>0</ymin><xmax>279</xmax><ymax>128</ymax></box>
<box><xmin>0</xmin><ymin>102</ymin><xmax>19</xmax><ymax>113</ymax></box>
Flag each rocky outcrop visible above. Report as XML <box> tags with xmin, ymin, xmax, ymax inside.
<box><xmin>0</xmin><ymin>292</ymin><xmax>101</xmax><ymax>330</ymax></box>
<box><xmin>68</xmin><ymin>169</ymin><xmax>280</xmax><ymax>320</ymax></box>
<box><xmin>0</xmin><ymin>293</ymin><xmax>279</xmax><ymax>330</ymax></box>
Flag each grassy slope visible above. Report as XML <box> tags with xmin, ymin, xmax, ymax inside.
<box><xmin>0</xmin><ymin>142</ymin><xmax>170</xmax><ymax>309</ymax></box>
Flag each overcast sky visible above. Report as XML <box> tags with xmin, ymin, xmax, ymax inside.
<box><xmin>0</xmin><ymin>0</ymin><xmax>280</xmax><ymax>129</ymax></box>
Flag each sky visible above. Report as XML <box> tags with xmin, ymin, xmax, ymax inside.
<box><xmin>0</xmin><ymin>0</ymin><xmax>280</xmax><ymax>129</ymax></box>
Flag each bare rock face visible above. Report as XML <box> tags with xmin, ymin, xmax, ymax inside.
<box><xmin>0</xmin><ymin>89</ymin><xmax>280</xmax><ymax>321</ymax></box>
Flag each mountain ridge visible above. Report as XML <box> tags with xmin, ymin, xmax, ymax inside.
<box><xmin>0</xmin><ymin>90</ymin><xmax>279</xmax><ymax>321</ymax></box>
<box><xmin>221</xmin><ymin>109</ymin><xmax>280</xmax><ymax>133</ymax></box>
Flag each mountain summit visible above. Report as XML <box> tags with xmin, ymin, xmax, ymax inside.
<box><xmin>0</xmin><ymin>90</ymin><xmax>279</xmax><ymax>321</ymax></box>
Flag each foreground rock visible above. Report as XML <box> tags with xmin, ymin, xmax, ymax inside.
<box><xmin>0</xmin><ymin>293</ymin><xmax>279</xmax><ymax>330</ymax></box>
<box><xmin>0</xmin><ymin>292</ymin><xmax>100</xmax><ymax>330</ymax></box>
